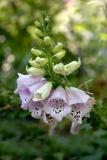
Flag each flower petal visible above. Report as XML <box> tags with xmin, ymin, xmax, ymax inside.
<box><xmin>17</xmin><ymin>73</ymin><xmax>44</xmax><ymax>91</ymax></box>
<box><xmin>42</xmin><ymin>112</ymin><xmax>57</xmax><ymax>124</ymax></box>
<box><xmin>44</xmin><ymin>86</ymin><xmax>71</xmax><ymax>121</ymax></box>
<box><xmin>44</xmin><ymin>104</ymin><xmax>71</xmax><ymax>121</ymax></box>
<box><xmin>48</xmin><ymin>86</ymin><xmax>67</xmax><ymax>103</ymax></box>
<box><xmin>66</xmin><ymin>87</ymin><xmax>91</xmax><ymax>105</ymax></box>
<box><xmin>27</xmin><ymin>100</ymin><xmax>43</xmax><ymax>119</ymax></box>
<box><xmin>18</xmin><ymin>87</ymin><xmax>32</xmax><ymax>109</ymax></box>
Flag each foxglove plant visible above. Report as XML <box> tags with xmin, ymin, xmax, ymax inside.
<box><xmin>16</xmin><ymin>18</ymin><xmax>95</xmax><ymax>134</ymax></box>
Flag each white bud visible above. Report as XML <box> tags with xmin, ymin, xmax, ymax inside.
<box><xmin>53</xmin><ymin>63</ymin><xmax>65</xmax><ymax>75</ymax></box>
<box><xmin>26</xmin><ymin>67</ymin><xmax>45</xmax><ymax>76</ymax></box>
<box><xmin>31</xmin><ymin>48</ymin><xmax>44</xmax><ymax>56</ymax></box>
<box><xmin>35</xmin><ymin>21</ymin><xmax>41</xmax><ymax>28</ymax></box>
<box><xmin>33</xmin><ymin>82</ymin><xmax>52</xmax><ymax>101</ymax></box>
<box><xmin>34</xmin><ymin>28</ymin><xmax>43</xmax><ymax>37</ymax></box>
<box><xmin>64</xmin><ymin>58</ymin><xmax>81</xmax><ymax>75</ymax></box>
<box><xmin>53</xmin><ymin>42</ymin><xmax>63</xmax><ymax>53</ymax></box>
<box><xmin>54</xmin><ymin>50</ymin><xmax>66</xmax><ymax>59</ymax></box>
<box><xmin>44</xmin><ymin>36</ymin><xmax>51</xmax><ymax>46</ymax></box>
<box><xmin>29</xmin><ymin>59</ymin><xmax>40</xmax><ymax>67</ymax></box>
<box><xmin>35</xmin><ymin>57</ymin><xmax>48</xmax><ymax>66</ymax></box>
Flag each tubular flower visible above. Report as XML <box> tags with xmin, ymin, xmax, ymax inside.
<box><xmin>28</xmin><ymin>100</ymin><xmax>44</xmax><ymax>119</ymax></box>
<box><xmin>16</xmin><ymin>19</ymin><xmax>95</xmax><ymax>134</ymax></box>
<box><xmin>33</xmin><ymin>82</ymin><xmax>52</xmax><ymax>101</ymax></box>
<box><xmin>16</xmin><ymin>73</ymin><xmax>46</xmax><ymax>109</ymax></box>
<box><xmin>44</xmin><ymin>86</ymin><xmax>71</xmax><ymax>121</ymax></box>
<box><xmin>16</xmin><ymin>73</ymin><xmax>43</xmax><ymax>92</ymax></box>
<box><xmin>66</xmin><ymin>87</ymin><xmax>95</xmax><ymax>134</ymax></box>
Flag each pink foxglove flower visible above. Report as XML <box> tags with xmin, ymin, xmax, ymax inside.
<box><xmin>44</xmin><ymin>86</ymin><xmax>71</xmax><ymax>121</ymax></box>
<box><xmin>66</xmin><ymin>87</ymin><xmax>95</xmax><ymax>134</ymax></box>
<box><xmin>16</xmin><ymin>73</ymin><xmax>46</xmax><ymax>110</ymax></box>
<box><xmin>16</xmin><ymin>73</ymin><xmax>44</xmax><ymax>92</ymax></box>
<box><xmin>28</xmin><ymin>100</ymin><xmax>44</xmax><ymax>119</ymax></box>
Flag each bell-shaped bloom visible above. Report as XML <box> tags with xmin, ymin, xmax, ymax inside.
<box><xmin>18</xmin><ymin>86</ymin><xmax>32</xmax><ymax>109</ymax></box>
<box><xmin>33</xmin><ymin>82</ymin><xmax>52</xmax><ymax>101</ymax></box>
<box><xmin>44</xmin><ymin>86</ymin><xmax>71</xmax><ymax>121</ymax></box>
<box><xmin>28</xmin><ymin>100</ymin><xmax>44</xmax><ymax>119</ymax></box>
<box><xmin>16</xmin><ymin>73</ymin><xmax>46</xmax><ymax>110</ymax></box>
<box><xmin>66</xmin><ymin>87</ymin><xmax>95</xmax><ymax>124</ymax></box>
<box><xmin>26</xmin><ymin>66</ymin><xmax>45</xmax><ymax>76</ymax></box>
<box><xmin>64</xmin><ymin>58</ymin><xmax>81</xmax><ymax>75</ymax></box>
<box><xmin>16</xmin><ymin>73</ymin><xmax>44</xmax><ymax>92</ymax></box>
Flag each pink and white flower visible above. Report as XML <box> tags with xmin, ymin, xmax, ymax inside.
<box><xmin>66</xmin><ymin>87</ymin><xmax>95</xmax><ymax>134</ymax></box>
<box><xmin>44</xmin><ymin>86</ymin><xmax>71</xmax><ymax>121</ymax></box>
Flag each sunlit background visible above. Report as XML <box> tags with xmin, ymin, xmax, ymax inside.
<box><xmin>0</xmin><ymin>0</ymin><xmax>107</xmax><ymax>159</ymax></box>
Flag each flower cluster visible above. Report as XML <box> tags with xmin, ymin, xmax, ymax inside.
<box><xmin>16</xmin><ymin>18</ymin><xmax>95</xmax><ymax>134</ymax></box>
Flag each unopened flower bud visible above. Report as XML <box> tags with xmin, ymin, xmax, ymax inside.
<box><xmin>35</xmin><ymin>21</ymin><xmax>41</xmax><ymax>28</ymax></box>
<box><xmin>33</xmin><ymin>82</ymin><xmax>52</xmax><ymax>101</ymax></box>
<box><xmin>26</xmin><ymin>66</ymin><xmax>45</xmax><ymax>76</ymax></box>
<box><xmin>54</xmin><ymin>50</ymin><xmax>66</xmax><ymax>59</ymax></box>
<box><xmin>64</xmin><ymin>58</ymin><xmax>81</xmax><ymax>75</ymax></box>
<box><xmin>53</xmin><ymin>42</ymin><xmax>63</xmax><ymax>53</ymax></box>
<box><xmin>35</xmin><ymin>57</ymin><xmax>48</xmax><ymax>66</ymax></box>
<box><xmin>29</xmin><ymin>59</ymin><xmax>40</xmax><ymax>67</ymax></box>
<box><xmin>31</xmin><ymin>48</ymin><xmax>44</xmax><ymax>56</ymax></box>
<box><xmin>34</xmin><ymin>28</ymin><xmax>43</xmax><ymax>37</ymax></box>
<box><xmin>44</xmin><ymin>36</ymin><xmax>51</xmax><ymax>46</ymax></box>
<box><xmin>53</xmin><ymin>63</ymin><xmax>65</xmax><ymax>75</ymax></box>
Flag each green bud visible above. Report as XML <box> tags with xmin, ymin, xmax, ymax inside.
<box><xmin>54</xmin><ymin>50</ymin><xmax>66</xmax><ymax>60</ymax></box>
<box><xmin>26</xmin><ymin>66</ymin><xmax>45</xmax><ymax>76</ymax></box>
<box><xmin>29</xmin><ymin>59</ymin><xmax>40</xmax><ymax>67</ymax></box>
<box><xmin>31</xmin><ymin>48</ymin><xmax>43</xmax><ymax>56</ymax></box>
<box><xmin>34</xmin><ymin>28</ymin><xmax>43</xmax><ymax>37</ymax></box>
<box><xmin>35</xmin><ymin>21</ymin><xmax>41</xmax><ymax>28</ymax></box>
<box><xmin>35</xmin><ymin>57</ymin><xmax>48</xmax><ymax>66</ymax></box>
<box><xmin>53</xmin><ymin>42</ymin><xmax>63</xmax><ymax>53</ymax></box>
<box><xmin>44</xmin><ymin>36</ymin><xmax>51</xmax><ymax>46</ymax></box>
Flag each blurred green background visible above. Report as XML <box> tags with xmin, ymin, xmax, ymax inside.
<box><xmin>0</xmin><ymin>0</ymin><xmax>107</xmax><ymax>159</ymax></box>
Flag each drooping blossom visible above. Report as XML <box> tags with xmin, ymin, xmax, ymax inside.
<box><xmin>16</xmin><ymin>73</ymin><xmax>46</xmax><ymax>111</ymax></box>
<box><xmin>16</xmin><ymin>73</ymin><xmax>44</xmax><ymax>92</ymax></box>
<box><xmin>28</xmin><ymin>100</ymin><xmax>44</xmax><ymax>119</ymax></box>
<box><xmin>44</xmin><ymin>86</ymin><xmax>71</xmax><ymax>121</ymax></box>
<box><xmin>66</xmin><ymin>87</ymin><xmax>95</xmax><ymax>134</ymax></box>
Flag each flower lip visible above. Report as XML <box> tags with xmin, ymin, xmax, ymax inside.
<box><xmin>44</xmin><ymin>86</ymin><xmax>71</xmax><ymax>121</ymax></box>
